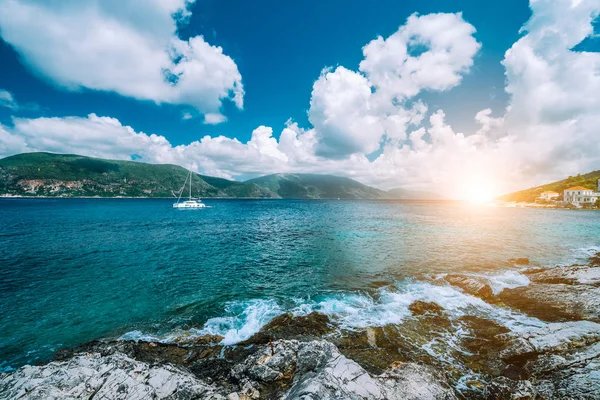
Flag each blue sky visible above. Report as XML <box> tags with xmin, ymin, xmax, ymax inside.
<box><xmin>0</xmin><ymin>0</ymin><xmax>529</xmax><ymax>144</ymax></box>
<box><xmin>0</xmin><ymin>0</ymin><xmax>599</xmax><ymax>198</ymax></box>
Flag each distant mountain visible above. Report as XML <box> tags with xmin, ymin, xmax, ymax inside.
<box><xmin>387</xmin><ymin>187</ymin><xmax>442</xmax><ymax>200</ymax></box>
<box><xmin>0</xmin><ymin>153</ymin><xmax>389</xmax><ymax>199</ymax></box>
<box><xmin>497</xmin><ymin>170</ymin><xmax>600</xmax><ymax>203</ymax></box>
<box><xmin>0</xmin><ymin>152</ymin><xmax>273</xmax><ymax>198</ymax></box>
<box><xmin>244</xmin><ymin>173</ymin><xmax>390</xmax><ymax>199</ymax></box>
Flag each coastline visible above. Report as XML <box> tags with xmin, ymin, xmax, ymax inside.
<box><xmin>493</xmin><ymin>200</ymin><xmax>600</xmax><ymax>210</ymax></box>
<box><xmin>2</xmin><ymin>253</ymin><xmax>599</xmax><ymax>399</ymax></box>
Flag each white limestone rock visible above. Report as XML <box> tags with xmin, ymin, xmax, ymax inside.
<box><xmin>0</xmin><ymin>352</ymin><xmax>224</xmax><ymax>400</ymax></box>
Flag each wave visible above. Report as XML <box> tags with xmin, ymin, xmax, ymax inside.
<box><xmin>467</xmin><ymin>271</ymin><xmax>531</xmax><ymax>295</ymax></box>
<box><xmin>121</xmin><ymin>279</ymin><xmax>545</xmax><ymax>346</ymax></box>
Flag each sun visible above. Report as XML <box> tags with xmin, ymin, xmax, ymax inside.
<box><xmin>460</xmin><ymin>180</ymin><xmax>497</xmax><ymax>204</ymax></box>
<box><xmin>465</xmin><ymin>189</ymin><xmax>494</xmax><ymax>204</ymax></box>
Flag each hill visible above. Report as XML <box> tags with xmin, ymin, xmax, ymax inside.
<box><xmin>0</xmin><ymin>152</ymin><xmax>273</xmax><ymax>198</ymax></box>
<box><xmin>387</xmin><ymin>187</ymin><xmax>442</xmax><ymax>200</ymax></box>
<box><xmin>244</xmin><ymin>173</ymin><xmax>390</xmax><ymax>199</ymax></box>
<box><xmin>0</xmin><ymin>153</ymin><xmax>390</xmax><ymax>199</ymax></box>
<box><xmin>497</xmin><ymin>171</ymin><xmax>600</xmax><ymax>203</ymax></box>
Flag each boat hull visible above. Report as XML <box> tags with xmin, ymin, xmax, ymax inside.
<box><xmin>173</xmin><ymin>202</ymin><xmax>207</xmax><ymax>209</ymax></box>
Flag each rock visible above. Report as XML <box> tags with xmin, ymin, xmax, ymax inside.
<box><xmin>409</xmin><ymin>301</ymin><xmax>445</xmax><ymax>316</ymax></box>
<box><xmin>524</xmin><ymin>341</ymin><xmax>600</xmax><ymax>399</ymax></box>
<box><xmin>497</xmin><ymin>283</ymin><xmax>600</xmax><ymax>322</ymax></box>
<box><xmin>524</xmin><ymin>264</ymin><xmax>600</xmax><ymax>286</ymax></box>
<box><xmin>588</xmin><ymin>252</ymin><xmax>600</xmax><ymax>266</ymax></box>
<box><xmin>508</xmin><ymin>258</ymin><xmax>530</xmax><ymax>266</ymax></box>
<box><xmin>53</xmin><ymin>339</ymin><xmax>223</xmax><ymax>367</ymax></box>
<box><xmin>0</xmin><ymin>352</ymin><xmax>225</xmax><ymax>400</ymax></box>
<box><xmin>444</xmin><ymin>274</ymin><xmax>494</xmax><ymax>299</ymax></box>
<box><xmin>231</xmin><ymin>339</ymin><xmax>457</xmax><ymax>400</ymax></box>
<box><xmin>499</xmin><ymin>338</ymin><xmax>536</xmax><ymax>362</ymax></box>
<box><xmin>498</xmin><ymin>321</ymin><xmax>600</xmax><ymax>361</ymax></box>
<box><xmin>483</xmin><ymin>376</ymin><xmax>537</xmax><ymax>399</ymax></box>
<box><xmin>175</xmin><ymin>333</ymin><xmax>224</xmax><ymax>345</ymax></box>
<box><xmin>243</xmin><ymin>312</ymin><xmax>335</xmax><ymax>345</ymax></box>
<box><xmin>332</xmin><ymin>323</ymin><xmax>441</xmax><ymax>375</ymax></box>
<box><xmin>457</xmin><ymin>316</ymin><xmax>511</xmax><ymax>375</ymax></box>
<box><xmin>377</xmin><ymin>363</ymin><xmax>458</xmax><ymax>400</ymax></box>
<box><xmin>285</xmin><ymin>349</ymin><xmax>384</xmax><ymax>400</ymax></box>
<box><xmin>231</xmin><ymin>340</ymin><xmax>300</xmax><ymax>384</ymax></box>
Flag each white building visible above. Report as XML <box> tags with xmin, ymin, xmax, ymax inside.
<box><xmin>563</xmin><ymin>181</ymin><xmax>600</xmax><ymax>206</ymax></box>
<box><xmin>539</xmin><ymin>191</ymin><xmax>559</xmax><ymax>200</ymax></box>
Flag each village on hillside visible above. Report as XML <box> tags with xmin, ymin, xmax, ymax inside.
<box><xmin>495</xmin><ymin>178</ymin><xmax>600</xmax><ymax>209</ymax></box>
<box><xmin>532</xmin><ymin>179</ymin><xmax>600</xmax><ymax>208</ymax></box>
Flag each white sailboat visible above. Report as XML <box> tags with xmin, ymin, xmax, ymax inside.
<box><xmin>173</xmin><ymin>169</ymin><xmax>208</xmax><ymax>209</ymax></box>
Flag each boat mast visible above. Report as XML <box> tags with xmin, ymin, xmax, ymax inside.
<box><xmin>189</xmin><ymin>169</ymin><xmax>192</xmax><ymax>200</ymax></box>
<box><xmin>176</xmin><ymin>172</ymin><xmax>184</xmax><ymax>204</ymax></box>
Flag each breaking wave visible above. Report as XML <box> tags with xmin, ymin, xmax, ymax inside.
<box><xmin>121</xmin><ymin>279</ymin><xmax>545</xmax><ymax>346</ymax></box>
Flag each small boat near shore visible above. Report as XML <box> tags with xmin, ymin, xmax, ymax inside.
<box><xmin>173</xmin><ymin>169</ymin><xmax>209</xmax><ymax>209</ymax></box>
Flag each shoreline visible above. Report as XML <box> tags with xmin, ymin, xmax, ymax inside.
<box><xmin>0</xmin><ymin>195</ymin><xmax>456</xmax><ymax>202</ymax></box>
<box><xmin>2</xmin><ymin>253</ymin><xmax>600</xmax><ymax>399</ymax></box>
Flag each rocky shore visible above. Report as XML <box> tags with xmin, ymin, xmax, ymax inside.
<box><xmin>2</xmin><ymin>255</ymin><xmax>600</xmax><ymax>399</ymax></box>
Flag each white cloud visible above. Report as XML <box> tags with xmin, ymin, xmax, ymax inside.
<box><xmin>2</xmin><ymin>4</ymin><xmax>600</xmax><ymax>199</ymax></box>
<box><xmin>474</xmin><ymin>108</ymin><xmax>504</xmax><ymax>137</ymax></box>
<box><xmin>498</xmin><ymin>0</ymin><xmax>600</xmax><ymax>182</ymax></box>
<box><xmin>0</xmin><ymin>0</ymin><xmax>243</xmax><ymax>120</ymax></box>
<box><xmin>204</xmin><ymin>113</ymin><xmax>227</xmax><ymax>125</ymax></box>
<box><xmin>360</xmin><ymin>12</ymin><xmax>481</xmax><ymax>102</ymax></box>
<box><xmin>309</xmin><ymin>67</ymin><xmax>385</xmax><ymax>158</ymax></box>
<box><xmin>0</xmin><ymin>89</ymin><xmax>17</xmax><ymax>109</ymax></box>
<box><xmin>308</xmin><ymin>13</ymin><xmax>479</xmax><ymax>159</ymax></box>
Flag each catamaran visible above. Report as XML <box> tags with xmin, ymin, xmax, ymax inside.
<box><xmin>173</xmin><ymin>169</ymin><xmax>208</xmax><ymax>209</ymax></box>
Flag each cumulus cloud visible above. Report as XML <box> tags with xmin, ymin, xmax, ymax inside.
<box><xmin>499</xmin><ymin>0</ymin><xmax>600</xmax><ymax>182</ymax></box>
<box><xmin>0</xmin><ymin>113</ymin><xmax>313</xmax><ymax>180</ymax></box>
<box><xmin>308</xmin><ymin>13</ymin><xmax>479</xmax><ymax>159</ymax></box>
<box><xmin>0</xmin><ymin>0</ymin><xmax>243</xmax><ymax>120</ymax></box>
<box><xmin>474</xmin><ymin>108</ymin><xmax>504</xmax><ymax>137</ymax></box>
<box><xmin>360</xmin><ymin>12</ymin><xmax>481</xmax><ymax>102</ymax></box>
<box><xmin>309</xmin><ymin>67</ymin><xmax>385</xmax><ymax>158</ymax></box>
<box><xmin>2</xmin><ymin>3</ymin><xmax>600</xmax><ymax>199</ymax></box>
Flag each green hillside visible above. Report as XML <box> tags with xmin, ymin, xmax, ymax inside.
<box><xmin>0</xmin><ymin>152</ymin><xmax>273</xmax><ymax>198</ymax></box>
<box><xmin>245</xmin><ymin>173</ymin><xmax>390</xmax><ymax>199</ymax></box>
<box><xmin>497</xmin><ymin>171</ymin><xmax>600</xmax><ymax>203</ymax></box>
<box><xmin>0</xmin><ymin>153</ymin><xmax>390</xmax><ymax>199</ymax></box>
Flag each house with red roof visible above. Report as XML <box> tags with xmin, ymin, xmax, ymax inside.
<box><xmin>563</xmin><ymin>180</ymin><xmax>600</xmax><ymax>206</ymax></box>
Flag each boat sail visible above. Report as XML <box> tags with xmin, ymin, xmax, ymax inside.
<box><xmin>173</xmin><ymin>169</ymin><xmax>207</xmax><ymax>209</ymax></box>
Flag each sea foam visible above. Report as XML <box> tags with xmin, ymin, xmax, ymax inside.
<box><xmin>120</xmin><ymin>279</ymin><xmax>545</xmax><ymax>349</ymax></box>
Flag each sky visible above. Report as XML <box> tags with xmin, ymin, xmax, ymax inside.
<box><xmin>0</xmin><ymin>0</ymin><xmax>599</xmax><ymax>199</ymax></box>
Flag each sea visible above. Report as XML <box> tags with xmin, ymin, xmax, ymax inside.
<box><xmin>1</xmin><ymin>198</ymin><xmax>599</xmax><ymax>373</ymax></box>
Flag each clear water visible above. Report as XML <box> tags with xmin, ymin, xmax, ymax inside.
<box><xmin>1</xmin><ymin>198</ymin><xmax>599</xmax><ymax>371</ymax></box>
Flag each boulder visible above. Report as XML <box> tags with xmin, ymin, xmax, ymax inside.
<box><xmin>376</xmin><ymin>363</ymin><xmax>457</xmax><ymax>400</ymax></box>
<box><xmin>284</xmin><ymin>348</ymin><xmax>385</xmax><ymax>400</ymax></box>
<box><xmin>243</xmin><ymin>312</ymin><xmax>334</xmax><ymax>345</ymax></box>
<box><xmin>444</xmin><ymin>274</ymin><xmax>494</xmax><ymax>300</ymax></box>
<box><xmin>523</xmin><ymin>264</ymin><xmax>600</xmax><ymax>286</ymax></box>
<box><xmin>525</xmin><ymin>341</ymin><xmax>600</xmax><ymax>399</ymax></box>
<box><xmin>498</xmin><ymin>321</ymin><xmax>600</xmax><ymax>361</ymax></box>
<box><xmin>0</xmin><ymin>352</ymin><xmax>225</xmax><ymax>400</ymax></box>
<box><xmin>232</xmin><ymin>339</ymin><xmax>457</xmax><ymax>400</ymax></box>
<box><xmin>497</xmin><ymin>284</ymin><xmax>600</xmax><ymax>322</ymax></box>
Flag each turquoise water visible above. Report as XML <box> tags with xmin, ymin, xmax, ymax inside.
<box><xmin>1</xmin><ymin>198</ymin><xmax>599</xmax><ymax>371</ymax></box>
